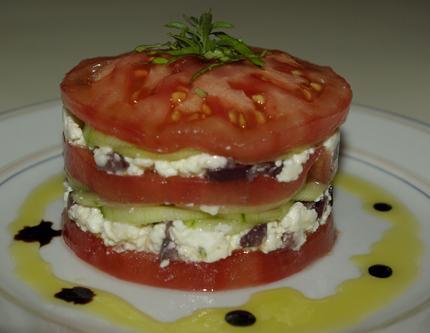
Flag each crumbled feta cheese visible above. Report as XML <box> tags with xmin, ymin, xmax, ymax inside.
<box><xmin>63</xmin><ymin>182</ymin><xmax>73</xmax><ymax>205</ymax></box>
<box><xmin>68</xmin><ymin>204</ymin><xmax>104</xmax><ymax>234</ymax></box>
<box><xmin>63</xmin><ymin>109</ymin><xmax>86</xmax><ymax>146</ymax></box>
<box><xmin>323</xmin><ymin>131</ymin><xmax>340</xmax><ymax>153</ymax></box>
<box><xmin>124</xmin><ymin>159</ymin><xmax>145</xmax><ymax>176</ymax></box>
<box><xmin>170</xmin><ymin>220</ymin><xmax>242</xmax><ymax>263</ymax></box>
<box><xmin>320</xmin><ymin>190</ymin><xmax>333</xmax><ymax>225</ymax></box>
<box><xmin>90</xmin><ymin>146</ymin><xmax>228</xmax><ymax>178</ymax></box>
<box><xmin>275</xmin><ymin>148</ymin><xmax>315</xmax><ymax>182</ymax></box>
<box><xmin>160</xmin><ymin>259</ymin><xmax>170</xmax><ymax>268</ymax></box>
<box><xmin>153</xmin><ymin>154</ymin><xmax>228</xmax><ymax>177</ymax></box>
<box><xmin>273</xmin><ymin>131</ymin><xmax>339</xmax><ymax>183</ymax></box>
<box><xmin>199</xmin><ymin>205</ymin><xmax>220</xmax><ymax>216</ymax></box>
<box><xmin>93</xmin><ymin>147</ymin><xmax>113</xmax><ymax>168</ymax></box>
<box><xmin>89</xmin><ymin>143</ymin><xmax>316</xmax><ymax>180</ymax></box>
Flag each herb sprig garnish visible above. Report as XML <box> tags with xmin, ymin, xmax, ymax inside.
<box><xmin>135</xmin><ymin>10</ymin><xmax>266</xmax><ymax>80</ymax></box>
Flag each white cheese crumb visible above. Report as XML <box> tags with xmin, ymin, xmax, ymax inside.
<box><xmin>63</xmin><ymin>109</ymin><xmax>86</xmax><ymax>146</ymax></box>
<box><xmin>320</xmin><ymin>189</ymin><xmax>333</xmax><ymax>225</ymax></box>
<box><xmin>153</xmin><ymin>154</ymin><xmax>228</xmax><ymax>178</ymax></box>
<box><xmin>160</xmin><ymin>259</ymin><xmax>170</xmax><ymax>268</ymax></box>
<box><xmin>63</xmin><ymin>182</ymin><xmax>73</xmax><ymax>205</ymax></box>
<box><xmin>90</xmin><ymin>147</ymin><xmax>228</xmax><ymax>178</ymax></box>
<box><xmin>199</xmin><ymin>205</ymin><xmax>220</xmax><ymax>216</ymax></box>
<box><xmin>275</xmin><ymin>148</ymin><xmax>315</xmax><ymax>182</ymax></box>
<box><xmin>323</xmin><ymin>131</ymin><xmax>340</xmax><ymax>153</ymax></box>
<box><xmin>124</xmin><ymin>159</ymin><xmax>145</xmax><ymax>176</ymax></box>
<box><xmin>169</xmin><ymin>220</ymin><xmax>242</xmax><ymax>263</ymax></box>
<box><xmin>93</xmin><ymin>147</ymin><xmax>113</xmax><ymax>168</ymax></box>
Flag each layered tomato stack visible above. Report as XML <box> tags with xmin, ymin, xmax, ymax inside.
<box><xmin>61</xmin><ymin>50</ymin><xmax>351</xmax><ymax>291</ymax></box>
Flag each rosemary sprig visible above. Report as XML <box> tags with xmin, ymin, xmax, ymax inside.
<box><xmin>135</xmin><ymin>10</ymin><xmax>266</xmax><ymax>79</ymax></box>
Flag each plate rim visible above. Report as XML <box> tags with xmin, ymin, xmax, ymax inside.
<box><xmin>0</xmin><ymin>101</ymin><xmax>429</xmax><ymax>333</ymax></box>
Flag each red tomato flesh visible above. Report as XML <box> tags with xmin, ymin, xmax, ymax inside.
<box><xmin>61</xmin><ymin>51</ymin><xmax>351</xmax><ymax>163</ymax></box>
<box><xmin>64</xmin><ymin>142</ymin><xmax>333</xmax><ymax>206</ymax></box>
<box><xmin>63</xmin><ymin>212</ymin><xmax>336</xmax><ymax>291</ymax></box>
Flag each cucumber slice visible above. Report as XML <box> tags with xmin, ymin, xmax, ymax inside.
<box><xmin>184</xmin><ymin>202</ymin><xmax>293</xmax><ymax>234</ymax></box>
<box><xmin>69</xmin><ymin>180</ymin><xmax>325</xmax><ymax>227</ymax></box>
<box><xmin>71</xmin><ymin>191</ymin><xmax>107</xmax><ymax>207</ymax></box>
<box><xmin>101</xmin><ymin>205</ymin><xmax>210</xmax><ymax>225</ymax></box>
<box><xmin>65</xmin><ymin>174</ymin><xmax>89</xmax><ymax>192</ymax></box>
<box><xmin>71</xmin><ymin>189</ymin><xmax>291</xmax><ymax>228</ymax></box>
<box><xmin>83</xmin><ymin>125</ymin><xmax>200</xmax><ymax>161</ymax></box>
<box><xmin>293</xmin><ymin>182</ymin><xmax>325</xmax><ymax>201</ymax></box>
<box><xmin>64</xmin><ymin>109</ymin><xmax>85</xmax><ymax>127</ymax></box>
<box><xmin>184</xmin><ymin>217</ymin><xmax>251</xmax><ymax>235</ymax></box>
<box><xmin>100</xmin><ymin>200</ymin><xmax>293</xmax><ymax>228</ymax></box>
<box><xmin>243</xmin><ymin>202</ymin><xmax>292</xmax><ymax>225</ymax></box>
<box><xmin>185</xmin><ymin>199</ymin><xmax>292</xmax><ymax>215</ymax></box>
<box><xmin>183</xmin><ymin>182</ymin><xmax>325</xmax><ymax>215</ymax></box>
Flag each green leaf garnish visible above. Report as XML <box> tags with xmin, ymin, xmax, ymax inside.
<box><xmin>194</xmin><ymin>87</ymin><xmax>208</xmax><ymax>97</ymax></box>
<box><xmin>152</xmin><ymin>57</ymin><xmax>169</xmax><ymax>64</ymax></box>
<box><xmin>135</xmin><ymin>10</ymin><xmax>266</xmax><ymax>80</ymax></box>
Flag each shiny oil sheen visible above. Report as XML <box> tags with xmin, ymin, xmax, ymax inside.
<box><xmin>8</xmin><ymin>173</ymin><xmax>423</xmax><ymax>333</ymax></box>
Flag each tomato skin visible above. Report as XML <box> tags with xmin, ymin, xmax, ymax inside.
<box><xmin>61</xmin><ymin>51</ymin><xmax>351</xmax><ymax>164</ymax></box>
<box><xmin>63</xmin><ymin>211</ymin><xmax>336</xmax><ymax>291</ymax></box>
<box><xmin>64</xmin><ymin>142</ymin><xmax>331</xmax><ymax>206</ymax></box>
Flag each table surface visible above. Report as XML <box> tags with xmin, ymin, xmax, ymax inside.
<box><xmin>1</xmin><ymin>1</ymin><xmax>429</xmax><ymax>332</ymax></box>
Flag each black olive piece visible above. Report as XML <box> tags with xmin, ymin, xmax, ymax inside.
<box><xmin>247</xmin><ymin>162</ymin><xmax>283</xmax><ymax>180</ymax></box>
<box><xmin>97</xmin><ymin>151</ymin><xmax>129</xmax><ymax>173</ymax></box>
<box><xmin>240</xmin><ymin>224</ymin><xmax>267</xmax><ymax>247</ymax></box>
<box><xmin>206</xmin><ymin>164</ymin><xmax>251</xmax><ymax>181</ymax></box>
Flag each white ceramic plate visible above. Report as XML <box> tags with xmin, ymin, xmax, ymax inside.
<box><xmin>0</xmin><ymin>102</ymin><xmax>429</xmax><ymax>333</ymax></box>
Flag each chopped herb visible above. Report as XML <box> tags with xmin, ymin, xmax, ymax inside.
<box><xmin>135</xmin><ymin>10</ymin><xmax>266</xmax><ymax>79</ymax></box>
<box><xmin>194</xmin><ymin>87</ymin><xmax>208</xmax><ymax>97</ymax></box>
<box><xmin>198</xmin><ymin>247</ymin><xmax>207</xmax><ymax>259</ymax></box>
<box><xmin>152</xmin><ymin>57</ymin><xmax>169</xmax><ymax>64</ymax></box>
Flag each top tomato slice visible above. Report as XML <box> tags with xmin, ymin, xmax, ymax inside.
<box><xmin>61</xmin><ymin>51</ymin><xmax>351</xmax><ymax>163</ymax></box>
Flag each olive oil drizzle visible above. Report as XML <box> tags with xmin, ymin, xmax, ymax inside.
<box><xmin>8</xmin><ymin>173</ymin><xmax>423</xmax><ymax>333</ymax></box>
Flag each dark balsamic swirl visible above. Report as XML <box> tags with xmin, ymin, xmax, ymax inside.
<box><xmin>54</xmin><ymin>287</ymin><xmax>95</xmax><ymax>304</ymax></box>
<box><xmin>14</xmin><ymin>220</ymin><xmax>61</xmax><ymax>247</ymax></box>
<box><xmin>225</xmin><ymin>310</ymin><xmax>256</xmax><ymax>326</ymax></box>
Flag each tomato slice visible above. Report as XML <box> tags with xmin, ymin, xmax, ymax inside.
<box><xmin>63</xmin><ymin>211</ymin><xmax>336</xmax><ymax>291</ymax></box>
<box><xmin>61</xmin><ymin>51</ymin><xmax>351</xmax><ymax>163</ymax></box>
<box><xmin>64</xmin><ymin>142</ymin><xmax>333</xmax><ymax>206</ymax></box>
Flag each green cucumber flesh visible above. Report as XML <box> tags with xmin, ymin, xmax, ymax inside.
<box><xmin>83</xmin><ymin>125</ymin><xmax>200</xmax><ymax>161</ymax></box>
<box><xmin>71</xmin><ymin>191</ymin><xmax>106</xmax><ymax>207</ymax></box>
<box><xmin>183</xmin><ymin>217</ymin><xmax>252</xmax><ymax>235</ymax></box>
<box><xmin>99</xmin><ymin>200</ymin><xmax>292</xmax><ymax>230</ymax></box>
<box><xmin>292</xmin><ymin>182</ymin><xmax>325</xmax><ymax>201</ymax></box>
<box><xmin>101</xmin><ymin>205</ymin><xmax>210</xmax><ymax>225</ymax></box>
<box><xmin>68</xmin><ymin>179</ymin><xmax>326</xmax><ymax>230</ymax></box>
<box><xmin>66</xmin><ymin>174</ymin><xmax>89</xmax><ymax>192</ymax></box>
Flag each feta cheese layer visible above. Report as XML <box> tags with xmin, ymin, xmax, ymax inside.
<box><xmin>64</xmin><ymin>110</ymin><xmax>340</xmax><ymax>181</ymax></box>
<box><xmin>63</xmin><ymin>112</ymin><xmax>86</xmax><ymax>146</ymax></box>
<box><xmin>67</xmin><ymin>188</ymin><xmax>332</xmax><ymax>264</ymax></box>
